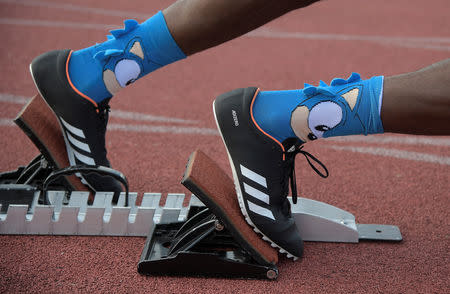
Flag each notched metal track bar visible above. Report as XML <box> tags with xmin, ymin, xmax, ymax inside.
<box><xmin>0</xmin><ymin>190</ymin><xmax>402</xmax><ymax>242</ymax></box>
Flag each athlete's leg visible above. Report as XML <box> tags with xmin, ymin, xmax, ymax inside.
<box><xmin>66</xmin><ymin>0</ymin><xmax>319</xmax><ymax>103</ymax></box>
<box><xmin>382</xmin><ymin>59</ymin><xmax>450</xmax><ymax>135</ymax></box>
<box><xmin>252</xmin><ymin>58</ymin><xmax>450</xmax><ymax>147</ymax></box>
<box><xmin>29</xmin><ymin>0</ymin><xmax>320</xmax><ymax>199</ymax></box>
<box><xmin>165</xmin><ymin>0</ymin><xmax>318</xmax><ymax>55</ymax></box>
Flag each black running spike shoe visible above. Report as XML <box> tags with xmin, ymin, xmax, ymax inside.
<box><xmin>30</xmin><ymin>49</ymin><xmax>123</xmax><ymax>200</ymax></box>
<box><xmin>213</xmin><ymin>87</ymin><xmax>328</xmax><ymax>259</ymax></box>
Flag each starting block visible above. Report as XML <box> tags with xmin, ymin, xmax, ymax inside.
<box><xmin>1</xmin><ymin>94</ymin><xmax>129</xmax><ymax>205</ymax></box>
<box><xmin>0</xmin><ymin>94</ymin><xmax>402</xmax><ymax>280</ymax></box>
<box><xmin>12</xmin><ymin>94</ymin><xmax>89</xmax><ymax>195</ymax></box>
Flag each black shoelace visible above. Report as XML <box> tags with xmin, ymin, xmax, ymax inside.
<box><xmin>97</xmin><ymin>100</ymin><xmax>111</xmax><ymax>134</ymax></box>
<box><xmin>97</xmin><ymin>100</ymin><xmax>111</xmax><ymax>122</ymax></box>
<box><xmin>284</xmin><ymin>146</ymin><xmax>329</xmax><ymax>204</ymax></box>
<box><xmin>96</xmin><ymin>100</ymin><xmax>111</xmax><ymax>156</ymax></box>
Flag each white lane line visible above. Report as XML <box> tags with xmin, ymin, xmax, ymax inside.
<box><xmin>0</xmin><ymin>93</ymin><xmax>30</xmax><ymax>104</ymax></box>
<box><xmin>247</xmin><ymin>28</ymin><xmax>450</xmax><ymax>44</ymax></box>
<box><xmin>246</xmin><ymin>28</ymin><xmax>450</xmax><ymax>51</ymax></box>
<box><xmin>2</xmin><ymin>117</ymin><xmax>448</xmax><ymax>163</ymax></box>
<box><xmin>0</xmin><ymin>17</ymin><xmax>449</xmax><ymax>51</ymax></box>
<box><xmin>108</xmin><ymin>123</ymin><xmax>218</xmax><ymax>136</ymax></box>
<box><xmin>327</xmin><ymin>145</ymin><xmax>450</xmax><ymax>166</ymax></box>
<box><xmin>0</xmin><ymin>93</ymin><xmax>198</xmax><ymax>124</ymax></box>
<box><xmin>326</xmin><ymin>135</ymin><xmax>450</xmax><ymax>147</ymax></box>
<box><xmin>0</xmin><ymin>117</ymin><xmax>218</xmax><ymax>136</ymax></box>
<box><xmin>0</xmin><ymin>18</ymin><xmax>115</xmax><ymax>30</ymax></box>
<box><xmin>1</xmin><ymin>94</ymin><xmax>449</xmax><ymax>145</ymax></box>
<box><xmin>0</xmin><ymin>0</ymin><xmax>150</xmax><ymax>20</ymax></box>
<box><xmin>112</xmin><ymin>110</ymin><xmax>198</xmax><ymax>125</ymax></box>
<box><xmin>0</xmin><ymin>118</ymin><xmax>14</xmax><ymax>126</ymax></box>
<box><xmin>3</xmin><ymin>0</ymin><xmax>450</xmax><ymax>47</ymax></box>
<box><xmin>386</xmin><ymin>41</ymin><xmax>450</xmax><ymax>51</ymax></box>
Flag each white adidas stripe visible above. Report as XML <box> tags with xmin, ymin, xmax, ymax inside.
<box><xmin>247</xmin><ymin>200</ymin><xmax>275</xmax><ymax>220</ymax></box>
<box><xmin>240</xmin><ymin>164</ymin><xmax>267</xmax><ymax>187</ymax></box>
<box><xmin>60</xmin><ymin>117</ymin><xmax>86</xmax><ymax>138</ymax></box>
<box><xmin>66</xmin><ymin>132</ymin><xmax>91</xmax><ymax>153</ymax></box>
<box><xmin>243</xmin><ymin>183</ymin><xmax>270</xmax><ymax>204</ymax></box>
<box><xmin>59</xmin><ymin>116</ymin><xmax>96</xmax><ymax>166</ymax></box>
<box><xmin>72</xmin><ymin>148</ymin><xmax>95</xmax><ymax>165</ymax></box>
<box><xmin>240</xmin><ymin>165</ymin><xmax>275</xmax><ymax>220</ymax></box>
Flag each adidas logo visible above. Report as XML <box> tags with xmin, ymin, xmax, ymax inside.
<box><xmin>59</xmin><ymin>117</ymin><xmax>96</xmax><ymax>166</ymax></box>
<box><xmin>286</xmin><ymin>145</ymin><xmax>296</xmax><ymax>153</ymax></box>
<box><xmin>239</xmin><ymin>164</ymin><xmax>275</xmax><ymax>220</ymax></box>
<box><xmin>231</xmin><ymin>110</ymin><xmax>239</xmax><ymax>127</ymax></box>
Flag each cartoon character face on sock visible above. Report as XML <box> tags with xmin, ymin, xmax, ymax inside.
<box><xmin>97</xmin><ymin>38</ymin><xmax>146</xmax><ymax>95</ymax></box>
<box><xmin>291</xmin><ymin>85</ymin><xmax>362</xmax><ymax>143</ymax></box>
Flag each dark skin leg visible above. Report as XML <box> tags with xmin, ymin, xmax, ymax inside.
<box><xmin>382</xmin><ymin>59</ymin><xmax>450</xmax><ymax>135</ymax></box>
<box><xmin>163</xmin><ymin>0</ymin><xmax>449</xmax><ymax>136</ymax></box>
<box><xmin>163</xmin><ymin>0</ymin><xmax>319</xmax><ymax>55</ymax></box>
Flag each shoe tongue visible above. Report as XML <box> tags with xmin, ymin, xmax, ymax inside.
<box><xmin>97</xmin><ymin>99</ymin><xmax>111</xmax><ymax>118</ymax></box>
<box><xmin>98</xmin><ymin>98</ymin><xmax>111</xmax><ymax>109</ymax></box>
<box><xmin>281</xmin><ymin>197</ymin><xmax>292</xmax><ymax>216</ymax></box>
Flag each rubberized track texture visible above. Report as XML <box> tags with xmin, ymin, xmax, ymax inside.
<box><xmin>0</xmin><ymin>0</ymin><xmax>449</xmax><ymax>293</ymax></box>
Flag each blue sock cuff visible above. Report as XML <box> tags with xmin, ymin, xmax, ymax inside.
<box><xmin>367</xmin><ymin>75</ymin><xmax>384</xmax><ymax>134</ymax></box>
<box><xmin>139</xmin><ymin>11</ymin><xmax>186</xmax><ymax>71</ymax></box>
<box><xmin>318</xmin><ymin>73</ymin><xmax>384</xmax><ymax>138</ymax></box>
<box><xmin>68</xmin><ymin>11</ymin><xmax>186</xmax><ymax>102</ymax></box>
<box><xmin>252</xmin><ymin>73</ymin><xmax>385</xmax><ymax>145</ymax></box>
<box><xmin>103</xmin><ymin>11</ymin><xmax>186</xmax><ymax>76</ymax></box>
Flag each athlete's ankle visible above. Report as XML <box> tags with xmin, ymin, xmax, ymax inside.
<box><xmin>68</xmin><ymin>11</ymin><xmax>186</xmax><ymax>103</ymax></box>
<box><xmin>252</xmin><ymin>73</ymin><xmax>384</xmax><ymax>144</ymax></box>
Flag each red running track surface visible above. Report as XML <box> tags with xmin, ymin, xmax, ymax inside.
<box><xmin>0</xmin><ymin>0</ymin><xmax>449</xmax><ymax>293</ymax></box>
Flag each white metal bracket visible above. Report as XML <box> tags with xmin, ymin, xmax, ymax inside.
<box><xmin>0</xmin><ymin>191</ymin><xmax>401</xmax><ymax>242</ymax></box>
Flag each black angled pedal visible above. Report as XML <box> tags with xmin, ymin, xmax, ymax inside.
<box><xmin>0</xmin><ymin>94</ymin><xmax>129</xmax><ymax>206</ymax></box>
<box><xmin>138</xmin><ymin>206</ymin><xmax>279</xmax><ymax>280</ymax></box>
<box><xmin>137</xmin><ymin>150</ymin><xmax>279</xmax><ymax>280</ymax></box>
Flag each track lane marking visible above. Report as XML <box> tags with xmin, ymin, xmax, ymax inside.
<box><xmin>327</xmin><ymin>145</ymin><xmax>450</xmax><ymax>166</ymax></box>
<box><xmin>247</xmin><ymin>28</ymin><xmax>450</xmax><ymax>51</ymax></box>
<box><xmin>0</xmin><ymin>118</ymin><xmax>14</xmax><ymax>126</ymax></box>
<box><xmin>107</xmin><ymin>123</ymin><xmax>218</xmax><ymax>136</ymax></box>
<box><xmin>0</xmin><ymin>18</ymin><xmax>115</xmax><ymax>30</ymax></box>
<box><xmin>111</xmin><ymin>110</ymin><xmax>198</xmax><ymax>124</ymax></box>
<box><xmin>2</xmin><ymin>115</ymin><xmax>449</xmax><ymax>164</ymax></box>
<box><xmin>0</xmin><ymin>117</ymin><xmax>218</xmax><ymax>136</ymax></box>
<box><xmin>326</xmin><ymin>135</ymin><xmax>450</xmax><ymax>147</ymax></box>
<box><xmin>0</xmin><ymin>17</ymin><xmax>449</xmax><ymax>51</ymax></box>
<box><xmin>0</xmin><ymin>93</ymin><xmax>198</xmax><ymax>124</ymax></box>
<box><xmin>0</xmin><ymin>0</ymin><xmax>150</xmax><ymax>20</ymax></box>
<box><xmin>0</xmin><ymin>93</ymin><xmax>29</xmax><ymax>104</ymax></box>
<box><xmin>2</xmin><ymin>93</ymin><xmax>449</xmax><ymax>146</ymax></box>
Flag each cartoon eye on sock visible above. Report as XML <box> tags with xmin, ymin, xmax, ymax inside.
<box><xmin>114</xmin><ymin>59</ymin><xmax>141</xmax><ymax>87</ymax></box>
<box><xmin>307</xmin><ymin>101</ymin><xmax>343</xmax><ymax>140</ymax></box>
<box><xmin>98</xmin><ymin>39</ymin><xmax>146</xmax><ymax>95</ymax></box>
<box><xmin>292</xmin><ymin>87</ymin><xmax>361</xmax><ymax>142</ymax></box>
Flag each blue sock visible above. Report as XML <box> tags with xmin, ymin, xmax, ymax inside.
<box><xmin>68</xmin><ymin>11</ymin><xmax>186</xmax><ymax>103</ymax></box>
<box><xmin>252</xmin><ymin>73</ymin><xmax>384</xmax><ymax>144</ymax></box>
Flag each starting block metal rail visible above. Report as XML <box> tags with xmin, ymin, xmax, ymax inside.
<box><xmin>0</xmin><ymin>188</ymin><xmax>402</xmax><ymax>242</ymax></box>
<box><xmin>1</xmin><ymin>94</ymin><xmax>402</xmax><ymax>242</ymax></box>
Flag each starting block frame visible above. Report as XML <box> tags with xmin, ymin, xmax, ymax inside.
<box><xmin>0</xmin><ymin>93</ymin><xmax>402</xmax><ymax>279</ymax></box>
<box><xmin>0</xmin><ymin>188</ymin><xmax>402</xmax><ymax>242</ymax></box>
<box><xmin>1</xmin><ymin>93</ymin><xmax>401</xmax><ymax>242</ymax></box>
